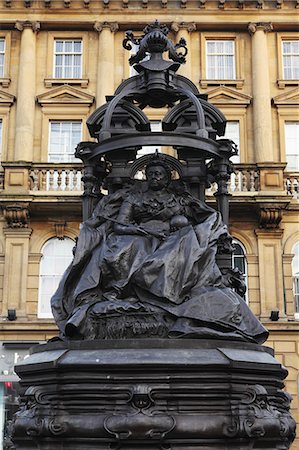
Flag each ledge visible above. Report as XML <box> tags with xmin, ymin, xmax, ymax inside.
<box><xmin>44</xmin><ymin>77</ymin><xmax>89</xmax><ymax>88</ymax></box>
<box><xmin>200</xmin><ymin>79</ymin><xmax>244</xmax><ymax>89</ymax></box>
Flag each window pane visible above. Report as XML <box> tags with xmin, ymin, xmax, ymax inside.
<box><xmin>49</xmin><ymin>121</ymin><xmax>82</xmax><ymax>163</ymax></box>
<box><xmin>53</xmin><ymin>39</ymin><xmax>82</xmax><ymax>79</ymax></box>
<box><xmin>292</xmin><ymin>243</ymin><xmax>299</xmax><ymax>314</ymax></box>
<box><xmin>38</xmin><ymin>238</ymin><xmax>74</xmax><ymax>318</ymax></box>
<box><xmin>282</xmin><ymin>40</ymin><xmax>299</xmax><ymax>80</ymax></box>
<box><xmin>223</xmin><ymin>121</ymin><xmax>240</xmax><ymax>164</ymax></box>
<box><xmin>0</xmin><ymin>38</ymin><xmax>5</xmax><ymax>77</ymax></box>
<box><xmin>206</xmin><ymin>40</ymin><xmax>236</xmax><ymax>80</ymax></box>
<box><xmin>285</xmin><ymin>122</ymin><xmax>299</xmax><ymax>171</ymax></box>
<box><xmin>232</xmin><ymin>239</ymin><xmax>248</xmax><ymax>302</ymax></box>
<box><xmin>0</xmin><ymin>120</ymin><xmax>2</xmax><ymax>161</ymax></box>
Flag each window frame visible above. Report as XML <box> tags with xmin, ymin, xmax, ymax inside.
<box><xmin>38</xmin><ymin>94</ymin><xmax>92</xmax><ymax>162</ymax></box>
<box><xmin>284</xmin><ymin>121</ymin><xmax>299</xmax><ymax>172</ymax></box>
<box><xmin>38</xmin><ymin>237</ymin><xmax>74</xmax><ymax>319</ymax></box>
<box><xmin>45</xmin><ymin>32</ymin><xmax>89</xmax><ymax>88</ymax></box>
<box><xmin>0</xmin><ymin>32</ymin><xmax>11</xmax><ymax>88</ymax></box>
<box><xmin>277</xmin><ymin>33</ymin><xmax>299</xmax><ymax>88</ymax></box>
<box><xmin>292</xmin><ymin>242</ymin><xmax>299</xmax><ymax>319</ymax></box>
<box><xmin>48</xmin><ymin>120</ymin><xmax>83</xmax><ymax>163</ymax></box>
<box><xmin>206</xmin><ymin>39</ymin><xmax>236</xmax><ymax>81</ymax></box>
<box><xmin>53</xmin><ymin>38</ymin><xmax>83</xmax><ymax>79</ymax></box>
<box><xmin>232</xmin><ymin>239</ymin><xmax>248</xmax><ymax>303</ymax></box>
<box><xmin>200</xmin><ymin>33</ymin><xmax>244</xmax><ymax>89</ymax></box>
<box><xmin>277</xmin><ymin>114</ymin><xmax>299</xmax><ymax>173</ymax></box>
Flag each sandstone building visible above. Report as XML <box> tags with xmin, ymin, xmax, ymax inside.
<box><xmin>0</xmin><ymin>1</ymin><xmax>298</xmax><ymax>448</ymax></box>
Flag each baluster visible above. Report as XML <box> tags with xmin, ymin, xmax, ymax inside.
<box><xmin>249</xmin><ymin>170</ymin><xmax>256</xmax><ymax>192</ymax></box>
<box><xmin>235</xmin><ymin>170</ymin><xmax>240</xmax><ymax>192</ymax></box>
<box><xmin>49</xmin><ymin>169</ymin><xmax>55</xmax><ymax>190</ymax></box>
<box><xmin>65</xmin><ymin>169</ymin><xmax>70</xmax><ymax>191</ymax></box>
<box><xmin>57</xmin><ymin>169</ymin><xmax>63</xmax><ymax>190</ymax></box>
<box><xmin>41</xmin><ymin>170</ymin><xmax>47</xmax><ymax>190</ymax></box>
<box><xmin>241</xmin><ymin>171</ymin><xmax>247</xmax><ymax>192</ymax></box>
<box><xmin>31</xmin><ymin>169</ymin><xmax>39</xmax><ymax>191</ymax></box>
<box><xmin>294</xmin><ymin>178</ymin><xmax>298</xmax><ymax>199</ymax></box>
<box><xmin>286</xmin><ymin>178</ymin><xmax>291</xmax><ymax>195</ymax></box>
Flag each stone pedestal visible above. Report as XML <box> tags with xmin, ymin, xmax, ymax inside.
<box><xmin>12</xmin><ymin>339</ymin><xmax>295</xmax><ymax>450</ymax></box>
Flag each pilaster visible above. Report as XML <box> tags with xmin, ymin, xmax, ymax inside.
<box><xmin>94</xmin><ymin>22</ymin><xmax>119</xmax><ymax>107</ymax></box>
<box><xmin>255</xmin><ymin>228</ymin><xmax>286</xmax><ymax>321</ymax></box>
<box><xmin>171</xmin><ymin>22</ymin><xmax>196</xmax><ymax>80</ymax></box>
<box><xmin>248</xmin><ymin>22</ymin><xmax>274</xmax><ymax>164</ymax></box>
<box><xmin>14</xmin><ymin>21</ymin><xmax>39</xmax><ymax>162</ymax></box>
<box><xmin>2</xmin><ymin>216</ymin><xmax>32</xmax><ymax>318</ymax></box>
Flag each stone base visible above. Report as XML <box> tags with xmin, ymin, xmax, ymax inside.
<box><xmin>12</xmin><ymin>339</ymin><xmax>296</xmax><ymax>449</ymax></box>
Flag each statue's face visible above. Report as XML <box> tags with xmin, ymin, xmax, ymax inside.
<box><xmin>146</xmin><ymin>165</ymin><xmax>169</xmax><ymax>191</ymax></box>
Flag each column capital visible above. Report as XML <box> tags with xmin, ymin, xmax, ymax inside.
<box><xmin>171</xmin><ymin>22</ymin><xmax>196</xmax><ymax>33</ymax></box>
<box><xmin>248</xmin><ymin>22</ymin><xmax>273</xmax><ymax>35</ymax></box>
<box><xmin>15</xmin><ymin>21</ymin><xmax>40</xmax><ymax>33</ymax></box>
<box><xmin>3</xmin><ymin>203</ymin><xmax>30</xmax><ymax>229</ymax></box>
<box><xmin>94</xmin><ymin>21</ymin><xmax>119</xmax><ymax>33</ymax></box>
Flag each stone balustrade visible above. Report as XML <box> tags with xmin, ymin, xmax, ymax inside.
<box><xmin>1</xmin><ymin>164</ymin><xmax>299</xmax><ymax>201</ymax></box>
<box><xmin>29</xmin><ymin>163</ymin><xmax>83</xmax><ymax>192</ymax></box>
<box><xmin>206</xmin><ymin>164</ymin><xmax>260</xmax><ymax>195</ymax></box>
<box><xmin>285</xmin><ymin>174</ymin><xmax>298</xmax><ymax>200</ymax></box>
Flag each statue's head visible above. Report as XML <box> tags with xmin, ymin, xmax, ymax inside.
<box><xmin>145</xmin><ymin>156</ymin><xmax>172</xmax><ymax>191</ymax></box>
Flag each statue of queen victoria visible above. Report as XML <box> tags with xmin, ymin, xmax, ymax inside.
<box><xmin>52</xmin><ymin>153</ymin><xmax>267</xmax><ymax>343</ymax></box>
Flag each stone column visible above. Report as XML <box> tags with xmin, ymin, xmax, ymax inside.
<box><xmin>248</xmin><ymin>22</ymin><xmax>273</xmax><ymax>164</ymax></box>
<box><xmin>94</xmin><ymin>22</ymin><xmax>119</xmax><ymax>108</ymax></box>
<box><xmin>2</xmin><ymin>204</ymin><xmax>32</xmax><ymax>319</ymax></box>
<box><xmin>14</xmin><ymin>21</ymin><xmax>39</xmax><ymax>162</ymax></box>
<box><xmin>171</xmin><ymin>22</ymin><xmax>196</xmax><ymax>80</ymax></box>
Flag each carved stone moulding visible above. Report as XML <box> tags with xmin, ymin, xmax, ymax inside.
<box><xmin>3</xmin><ymin>203</ymin><xmax>30</xmax><ymax>228</ymax></box>
<box><xmin>12</xmin><ymin>340</ymin><xmax>296</xmax><ymax>449</ymax></box>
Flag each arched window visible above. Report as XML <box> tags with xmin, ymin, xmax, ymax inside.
<box><xmin>38</xmin><ymin>237</ymin><xmax>74</xmax><ymax>318</ymax></box>
<box><xmin>292</xmin><ymin>242</ymin><xmax>299</xmax><ymax>318</ymax></box>
<box><xmin>232</xmin><ymin>239</ymin><xmax>248</xmax><ymax>302</ymax></box>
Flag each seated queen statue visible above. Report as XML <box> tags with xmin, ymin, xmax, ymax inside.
<box><xmin>51</xmin><ymin>154</ymin><xmax>268</xmax><ymax>343</ymax></box>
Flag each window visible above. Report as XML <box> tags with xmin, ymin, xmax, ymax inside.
<box><xmin>292</xmin><ymin>243</ymin><xmax>299</xmax><ymax>318</ymax></box>
<box><xmin>285</xmin><ymin>122</ymin><xmax>299</xmax><ymax>171</ymax></box>
<box><xmin>0</xmin><ymin>38</ymin><xmax>4</xmax><ymax>78</ymax></box>
<box><xmin>53</xmin><ymin>39</ymin><xmax>82</xmax><ymax>79</ymax></box>
<box><xmin>48</xmin><ymin>120</ymin><xmax>82</xmax><ymax>162</ymax></box>
<box><xmin>282</xmin><ymin>40</ymin><xmax>299</xmax><ymax>80</ymax></box>
<box><xmin>0</xmin><ymin>119</ymin><xmax>2</xmax><ymax>161</ymax></box>
<box><xmin>232</xmin><ymin>239</ymin><xmax>248</xmax><ymax>302</ymax></box>
<box><xmin>38</xmin><ymin>238</ymin><xmax>74</xmax><ymax>318</ymax></box>
<box><xmin>206</xmin><ymin>40</ymin><xmax>236</xmax><ymax>80</ymax></box>
<box><xmin>223</xmin><ymin>121</ymin><xmax>240</xmax><ymax>164</ymax></box>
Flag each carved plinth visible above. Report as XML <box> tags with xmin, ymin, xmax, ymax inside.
<box><xmin>12</xmin><ymin>340</ymin><xmax>295</xmax><ymax>450</ymax></box>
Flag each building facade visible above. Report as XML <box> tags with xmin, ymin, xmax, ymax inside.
<box><xmin>0</xmin><ymin>1</ymin><xmax>298</xmax><ymax>448</ymax></box>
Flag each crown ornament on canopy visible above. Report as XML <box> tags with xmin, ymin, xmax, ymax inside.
<box><xmin>123</xmin><ymin>20</ymin><xmax>188</xmax><ymax>67</ymax></box>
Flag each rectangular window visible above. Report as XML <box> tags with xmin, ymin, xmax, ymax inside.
<box><xmin>0</xmin><ymin>119</ymin><xmax>2</xmax><ymax>161</ymax></box>
<box><xmin>48</xmin><ymin>121</ymin><xmax>82</xmax><ymax>162</ymax></box>
<box><xmin>206</xmin><ymin>40</ymin><xmax>236</xmax><ymax>80</ymax></box>
<box><xmin>0</xmin><ymin>38</ymin><xmax>5</xmax><ymax>78</ymax></box>
<box><xmin>53</xmin><ymin>39</ymin><xmax>82</xmax><ymax>79</ymax></box>
<box><xmin>285</xmin><ymin>122</ymin><xmax>299</xmax><ymax>171</ymax></box>
<box><xmin>223</xmin><ymin>121</ymin><xmax>240</xmax><ymax>164</ymax></box>
<box><xmin>282</xmin><ymin>40</ymin><xmax>299</xmax><ymax>80</ymax></box>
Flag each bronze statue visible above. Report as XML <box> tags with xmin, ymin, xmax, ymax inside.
<box><xmin>52</xmin><ymin>154</ymin><xmax>267</xmax><ymax>343</ymax></box>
